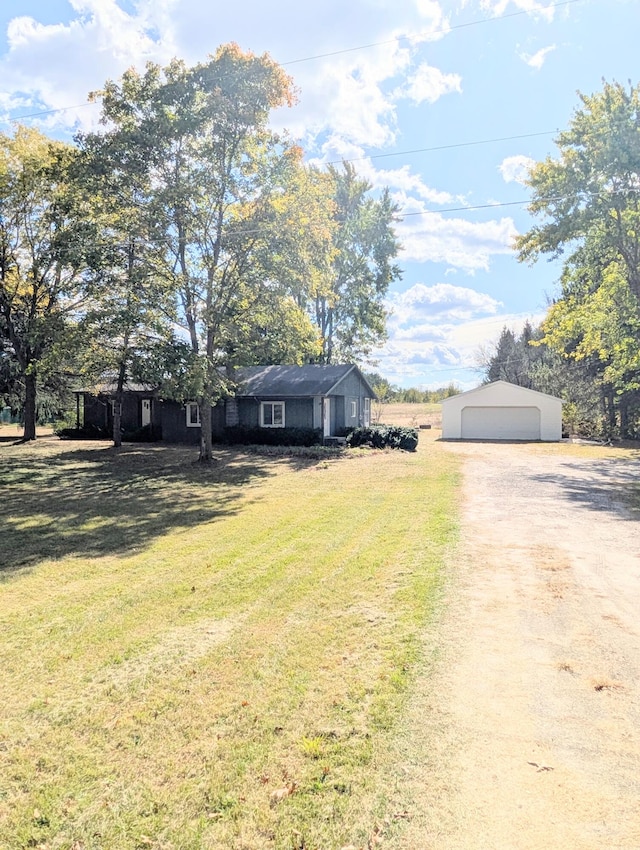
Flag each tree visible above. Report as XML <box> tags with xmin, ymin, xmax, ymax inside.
<box><xmin>74</xmin><ymin>133</ymin><xmax>177</xmax><ymax>447</ymax></box>
<box><xmin>89</xmin><ymin>45</ymin><xmax>317</xmax><ymax>461</ymax></box>
<box><xmin>516</xmin><ymin>81</ymin><xmax>640</xmax><ymax>436</ymax></box>
<box><xmin>312</xmin><ymin>162</ymin><xmax>402</xmax><ymax>364</ymax></box>
<box><xmin>0</xmin><ymin>127</ymin><xmax>88</xmax><ymax>441</ymax></box>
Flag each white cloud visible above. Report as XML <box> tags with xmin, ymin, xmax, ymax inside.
<box><xmin>0</xmin><ymin>0</ymin><xmax>453</xmax><ymax>147</ymax></box>
<box><xmin>394</xmin><ymin>197</ymin><xmax>518</xmax><ymax>272</ymax></box>
<box><xmin>388</xmin><ymin>282</ymin><xmax>502</xmax><ymax>327</ymax></box>
<box><xmin>373</xmin><ymin>308</ymin><xmax>545</xmax><ymax>388</ymax></box>
<box><xmin>477</xmin><ymin>0</ymin><xmax>556</xmax><ymax>23</ymax></box>
<box><xmin>398</xmin><ymin>62</ymin><xmax>462</xmax><ymax>104</ymax></box>
<box><xmin>1</xmin><ymin>3</ymin><xmax>172</xmax><ymax>129</ymax></box>
<box><xmin>519</xmin><ymin>44</ymin><xmax>556</xmax><ymax>70</ymax></box>
<box><xmin>499</xmin><ymin>154</ymin><xmax>536</xmax><ymax>184</ymax></box>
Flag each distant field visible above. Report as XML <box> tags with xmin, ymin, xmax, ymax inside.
<box><xmin>375</xmin><ymin>402</ymin><xmax>442</xmax><ymax>430</ymax></box>
<box><xmin>0</xmin><ymin>435</ymin><xmax>459</xmax><ymax>849</ymax></box>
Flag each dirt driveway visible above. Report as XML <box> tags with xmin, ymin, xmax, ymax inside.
<box><xmin>401</xmin><ymin>441</ymin><xmax>640</xmax><ymax>850</ymax></box>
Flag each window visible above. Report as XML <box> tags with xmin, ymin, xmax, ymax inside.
<box><xmin>186</xmin><ymin>402</ymin><xmax>200</xmax><ymax>427</ymax></box>
<box><xmin>350</xmin><ymin>399</ymin><xmax>357</xmax><ymax>419</ymax></box>
<box><xmin>260</xmin><ymin>401</ymin><xmax>285</xmax><ymax>428</ymax></box>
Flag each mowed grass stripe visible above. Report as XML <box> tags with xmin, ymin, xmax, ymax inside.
<box><xmin>0</xmin><ymin>437</ymin><xmax>459</xmax><ymax>850</ymax></box>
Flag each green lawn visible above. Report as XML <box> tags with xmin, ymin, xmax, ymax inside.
<box><xmin>0</xmin><ymin>435</ymin><xmax>459</xmax><ymax>850</ymax></box>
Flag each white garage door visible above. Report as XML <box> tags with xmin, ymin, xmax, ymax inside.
<box><xmin>461</xmin><ymin>406</ymin><xmax>541</xmax><ymax>440</ymax></box>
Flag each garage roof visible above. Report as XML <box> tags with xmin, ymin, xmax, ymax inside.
<box><xmin>442</xmin><ymin>380</ymin><xmax>563</xmax><ymax>405</ymax></box>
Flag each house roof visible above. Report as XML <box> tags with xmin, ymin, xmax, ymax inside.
<box><xmin>441</xmin><ymin>380</ymin><xmax>563</xmax><ymax>404</ymax></box>
<box><xmin>236</xmin><ymin>364</ymin><xmax>375</xmax><ymax>398</ymax></box>
<box><xmin>75</xmin><ymin>381</ymin><xmax>157</xmax><ymax>395</ymax></box>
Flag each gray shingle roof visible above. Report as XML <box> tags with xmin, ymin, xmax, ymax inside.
<box><xmin>236</xmin><ymin>364</ymin><xmax>370</xmax><ymax>397</ymax></box>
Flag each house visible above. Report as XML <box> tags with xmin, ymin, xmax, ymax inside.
<box><xmin>75</xmin><ymin>364</ymin><xmax>376</xmax><ymax>443</ymax></box>
<box><xmin>74</xmin><ymin>382</ymin><xmax>161</xmax><ymax>437</ymax></box>
<box><xmin>441</xmin><ymin>380</ymin><xmax>563</xmax><ymax>441</ymax></box>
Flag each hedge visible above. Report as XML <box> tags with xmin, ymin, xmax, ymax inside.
<box><xmin>221</xmin><ymin>425</ymin><xmax>323</xmax><ymax>447</ymax></box>
<box><xmin>345</xmin><ymin>425</ymin><xmax>419</xmax><ymax>452</ymax></box>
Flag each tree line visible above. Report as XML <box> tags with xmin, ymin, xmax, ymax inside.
<box><xmin>0</xmin><ymin>44</ymin><xmax>401</xmax><ymax>460</ymax></box>
<box><xmin>482</xmin><ymin>80</ymin><xmax>640</xmax><ymax>441</ymax></box>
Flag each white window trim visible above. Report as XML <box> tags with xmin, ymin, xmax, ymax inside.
<box><xmin>350</xmin><ymin>399</ymin><xmax>358</xmax><ymax>419</ymax></box>
<box><xmin>186</xmin><ymin>402</ymin><xmax>201</xmax><ymax>427</ymax></box>
<box><xmin>260</xmin><ymin>401</ymin><xmax>285</xmax><ymax>428</ymax></box>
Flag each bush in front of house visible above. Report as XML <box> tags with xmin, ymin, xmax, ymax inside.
<box><xmin>221</xmin><ymin>426</ymin><xmax>323</xmax><ymax>447</ymax></box>
<box><xmin>123</xmin><ymin>424</ymin><xmax>161</xmax><ymax>442</ymax></box>
<box><xmin>346</xmin><ymin>425</ymin><xmax>419</xmax><ymax>452</ymax></box>
<box><xmin>56</xmin><ymin>423</ymin><xmax>111</xmax><ymax>440</ymax></box>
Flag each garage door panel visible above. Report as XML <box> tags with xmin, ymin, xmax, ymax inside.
<box><xmin>461</xmin><ymin>406</ymin><xmax>540</xmax><ymax>440</ymax></box>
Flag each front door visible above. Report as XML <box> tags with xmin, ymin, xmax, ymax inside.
<box><xmin>323</xmin><ymin>397</ymin><xmax>331</xmax><ymax>438</ymax></box>
<box><xmin>141</xmin><ymin>399</ymin><xmax>152</xmax><ymax>427</ymax></box>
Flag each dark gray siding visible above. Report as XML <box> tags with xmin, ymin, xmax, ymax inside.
<box><xmin>331</xmin><ymin>370</ymin><xmax>375</xmax><ymax>431</ymax></box>
<box><xmin>82</xmin><ymin>392</ymin><xmax>157</xmax><ymax>434</ymax></box>
<box><xmin>160</xmin><ymin>401</ymin><xmax>225</xmax><ymax>444</ymax></box>
<box><xmin>237</xmin><ymin>397</ymin><xmax>314</xmax><ymax>430</ymax></box>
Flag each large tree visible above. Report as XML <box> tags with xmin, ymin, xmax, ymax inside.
<box><xmin>0</xmin><ymin>127</ymin><xmax>88</xmax><ymax>441</ymax></box>
<box><xmin>516</xmin><ymin>81</ymin><xmax>640</xmax><ymax>435</ymax></box>
<box><xmin>74</xmin><ymin>132</ymin><xmax>177</xmax><ymax>446</ymax></box>
<box><xmin>313</xmin><ymin>162</ymin><xmax>402</xmax><ymax>364</ymax></box>
<box><xmin>88</xmin><ymin>45</ymin><xmax>320</xmax><ymax>461</ymax></box>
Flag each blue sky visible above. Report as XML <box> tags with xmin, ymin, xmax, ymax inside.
<box><xmin>0</xmin><ymin>0</ymin><xmax>636</xmax><ymax>389</ymax></box>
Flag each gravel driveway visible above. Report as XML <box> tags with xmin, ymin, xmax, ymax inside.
<box><xmin>403</xmin><ymin>441</ymin><xmax>640</xmax><ymax>850</ymax></box>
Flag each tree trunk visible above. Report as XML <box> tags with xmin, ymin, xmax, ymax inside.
<box><xmin>199</xmin><ymin>398</ymin><xmax>213</xmax><ymax>463</ymax></box>
<box><xmin>22</xmin><ymin>370</ymin><xmax>37</xmax><ymax>442</ymax></box>
<box><xmin>112</xmin><ymin>399</ymin><xmax>123</xmax><ymax>448</ymax></box>
<box><xmin>619</xmin><ymin>393</ymin><xmax>631</xmax><ymax>440</ymax></box>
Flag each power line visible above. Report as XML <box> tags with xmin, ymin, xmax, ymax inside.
<box><xmin>3</xmin><ymin>0</ymin><xmax>583</xmax><ymax>124</ymax></box>
<box><xmin>283</xmin><ymin>0</ymin><xmax>583</xmax><ymax>66</ymax></box>
<box><xmin>327</xmin><ymin>130</ymin><xmax>557</xmax><ymax>166</ymax></box>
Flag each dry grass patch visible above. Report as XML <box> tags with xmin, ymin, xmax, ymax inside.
<box><xmin>0</xmin><ymin>436</ymin><xmax>459</xmax><ymax>849</ymax></box>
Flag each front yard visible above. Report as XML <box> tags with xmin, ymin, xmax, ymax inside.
<box><xmin>0</xmin><ymin>435</ymin><xmax>459</xmax><ymax>850</ymax></box>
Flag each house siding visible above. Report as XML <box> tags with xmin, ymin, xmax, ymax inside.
<box><xmin>330</xmin><ymin>370</ymin><xmax>374</xmax><ymax>432</ymax></box>
<box><xmin>82</xmin><ymin>392</ymin><xmax>158</xmax><ymax>435</ymax></box>
<box><xmin>160</xmin><ymin>401</ymin><xmax>225</xmax><ymax>444</ymax></box>
<box><xmin>237</xmin><ymin>397</ymin><xmax>314</xmax><ymax>430</ymax></box>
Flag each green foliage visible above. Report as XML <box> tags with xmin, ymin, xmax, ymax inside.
<box><xmin>346</xmin><ymin>425</ymin><xmax>419</xmax><ymax>452</ymax></box>
<box><xmin>312</xmin><ymin>163</ymin><xmax>402</xmax><ymax>363</ymax></box>
<box><xmin>0</xmin><ymin>127</ymin><xmax>89</xmax><ymax>439</ymax></box>
<box><xmin>222</xmin><ymin>425</ymin><xmax>323</xmax><ymax>447</ymax></box>
<box><xmin>517</xmin><ymin>80</ymin><xmax>640</xmax><ymax>438</ymax></box>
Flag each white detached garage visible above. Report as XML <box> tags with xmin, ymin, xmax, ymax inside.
<box><xmin>441</xmin><ymin>381</ymin><xmax>563</xmax><ymax>441</ymax></box>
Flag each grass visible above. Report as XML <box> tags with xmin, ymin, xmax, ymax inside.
<box><xmin>0</xmin><ymin>433</ymin><xmax>459</xmax><ymax>850</ymax></box>
<box><xmin>374</xmin><ymin>402</ymin><xmax>441</xmax><ymax>430</ymax></box>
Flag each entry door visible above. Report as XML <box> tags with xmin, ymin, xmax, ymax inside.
<box><xmin>141</xmin><ymin>399</ymin><xmax>152</xmax><ymax>427</ymax></box>
<box><xmin>323</xmin><ymin>397</ymin><xmax>331</xmax><ymax>438</ymax></box>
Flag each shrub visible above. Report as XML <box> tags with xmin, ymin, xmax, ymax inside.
<box><xmin>56</xmin><ymin>424</ymin><xmax>111</xmax><ymax>440</ymax></box>
<box><xmin>221</xmin><ymin>425</ymin><xmax>323</xmax><ymax>447</ymax></box>
<box><xmin>346</xmin><ymin>425</ymin><xmax>418</xmax><ymax>452</ymax></box>
<box><xmin>122</xmin><ymin>424</ymin><xmax>161</xmax><ymax>442</ymax></box>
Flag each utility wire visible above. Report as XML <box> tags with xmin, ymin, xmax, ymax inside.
<box><xmin>283</xmin><ymin>0</ymin><xmax>582</xmax><ymax>65</ymax></box>
<box><xmin>3</xmin><ymin>0</ymin><xmax>583</xmax><ymax>124</ymax></box>
<box><xmin>327</xmin><ymin>130</ymin><xmax>557</xmax><ymax>166</ymax></box>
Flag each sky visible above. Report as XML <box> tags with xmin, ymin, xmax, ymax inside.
<box><xmin>0</xmin><ymin>0</ymin><xmax>637</xmax><ymax>389</ymax></box>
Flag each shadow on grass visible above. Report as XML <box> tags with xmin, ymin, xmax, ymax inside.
<box><xmin>0</xmin><ymin>440</ymin><xmax>304</xmax><ymax>576</ymax></box>
<box><xmin>529</xmin><ymin>457</ymin><xmax>640</xmax><ymax>520</ymax></box>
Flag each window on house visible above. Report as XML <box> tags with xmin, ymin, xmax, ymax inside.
<box><xmin>350</xmin><ymin>399</ymin><xmax>357</xmax><ymax>419</ymax></box>
<box><xmin>260</xmin><ymin>401</ymin><xmax>285</xmax><ymax>428</ymax></box>
<box><xmin>186</xmin><ymin>402</ymin><xmax>201</xmax><ymax>427</ymax></box>
<box><xmin>364</xmin><ymin>397</ymin><xmax>371</xmax><ymax>425</ymax></box>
